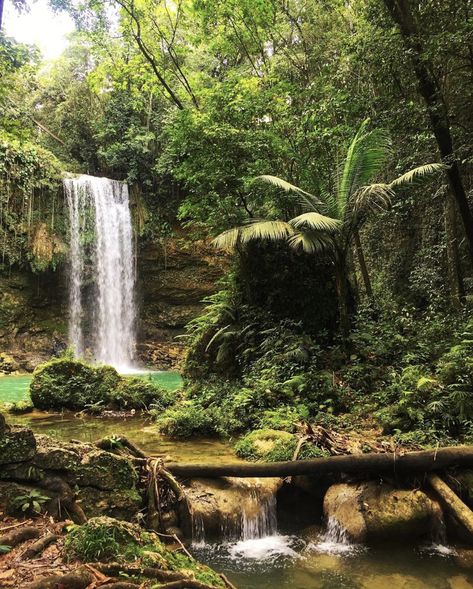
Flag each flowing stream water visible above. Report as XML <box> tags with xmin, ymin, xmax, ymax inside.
<box><xmin>64</xmin><ymin>175</ymin><xmax>136</xmax><ymax>371</ymax></box>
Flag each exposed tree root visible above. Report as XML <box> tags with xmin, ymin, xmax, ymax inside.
<box><xmin>23</xmin><ymin>568</ymin><xmax>95</xmax><ymax>589</ymax></box>
<box><xmin>95</xmin><ymin>436</ymin><xmax>148</xmax><ymax>459</ymax></box>
<box><xmin>0</xmin><ymin>526</ymin><xmax>40</xmax><ymax>548</ymax></box>
<box><xmin>23</xmin><ymin>533</ymin><xmax>59</xmax><ymax>559</ymax></box>
<box><xmin>39</xmin><ymin>476</ymin><xmax>87</xmax><ymax>524</ymax></box>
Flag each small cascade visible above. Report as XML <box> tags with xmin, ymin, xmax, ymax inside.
<box><xmin>64</xmin><ymin>175</ymin><xmax>136</xmax><ymax>371</ymax></box>
<box><xmin>241</xmin><ymin>491</ymin><xmax>277</xmax><ymax>541</ymax></box>
<box><xmin>186</xmin><ymin>477</ymin><xmax>281</xmax><ymax>545</ymax></box>
<box><xmin>310</xmin><ymin>517</ymin><xmax>361</xmax><ymax>555</ymax></box>
<box><xmin>421</xmin><ymin>511</ymin><xmax>456</xmax><ymax>556</ymax></box>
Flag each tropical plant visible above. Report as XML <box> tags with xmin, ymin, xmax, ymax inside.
<box><xmin>214</xmin><ymin>119</ymin><xmax>445</xmax><ymax>335</ymax></box>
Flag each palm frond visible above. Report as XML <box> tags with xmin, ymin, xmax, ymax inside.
<box><xmin>212</xmin><ymin>227</ymin><xmax>244</xmax><ymax>250</ymax></box>
<box><xmin>213</xmin><ymin>219</ymin><xmax>294</xmax><ymax>250</ymax></box>
<box><xmin>352</xmin><ymin>183</ymin><xmax>394</xmax><ymax>215</ymax></box>
<box><xmin>255</xmin><ymin>175</ymin><xmax>324</xmax><ymax>205</ymax></box>
<box><xmin>290</xmin><ymin>212</ymin><xmax>341</xmax><ymax>232</ymax></box>
<box><xmin>287</xmin><ymin>230</ymin><xmax>333</xmax><ymax>254</ymax></box>
<box><xmin>389</xmin><ymin>163</ymin><xmax>447</xmax><ymax>188</ymax></box>
<box><xmin>337</xmin><ymin>119</ymin><xmax>391</xmax><ymax>218</ymax></box>
<box><xmin>240</xmin><ymin>219</ymin><xmax>295</xmax><ymax>242</ymax></box>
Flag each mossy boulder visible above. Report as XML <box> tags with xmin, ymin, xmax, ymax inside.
<box><xmin>323</xmin><ymin>482</ymin><xmax>441</xmax><ymax>543</ymax></box>
<box><xmin>71</xmin><ymin>449</ymin><xmax>138</xmax><ymax>490</ymax></box>
<box><xmin>78</xmin><ymin>487</ymin><xmax>142</xmax><ymax>519</ymax></box>
<box><xmin>0</xmin><ymin>423</ymin><xmax>36</xmax><ymax>464</ymax></box>
<box><xmin>30</xmin><ymin>358</ymin><xmax>121</xmax><ymax>410</ymax></box>
<box><xmin>0</xmin><ymin>352</ymin><xmax>19</xmax><ymax>374</ymax></box>
<box><xmin>32</xmin><ymin>435</ymin><xmax>138</xmax><ymax>490</ymax></box>
<box><xmin>30</xmin><ymin>358</ymin><xmax>175</xmax><ymax>412</ymax></box>
<box><xmin>235</xmin><ymin>429</ymin><xmax>297</xmax><ymax>462</ymax></box>
<box><xmin>64</xmin><ymin>516</ymin><xmax>224</xmax><ymax>586</ymax></box>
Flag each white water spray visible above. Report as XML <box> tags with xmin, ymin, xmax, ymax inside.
<box><xmin>64</xmin><ymin>175</ymin><xmax>136</xmax><ymax>371</ymax></box>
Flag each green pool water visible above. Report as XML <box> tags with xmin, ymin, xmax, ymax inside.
<box><xmin>0</xmin><ymin>370</ymin><xmax>183</xmax><ymax>404</ymax></box>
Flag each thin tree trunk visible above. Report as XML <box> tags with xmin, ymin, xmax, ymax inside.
<box><xmin>383</xmin><ymin>0</ymin><xmax>473</xmax><ymax>266</ymax></box>
<box><xmin>335</xmin><ymin>260</ymin><xmax>350</xmax><ymax>338</ymax></box>
<box><xmin>444</xmin><ymin>191</ymin><xmax>465</xmax><ymax>307</ymax></box>
<box><xmin>354</xmin><ymin>230</ymin><xmax>373</xmax><ymax>300</ymax></box>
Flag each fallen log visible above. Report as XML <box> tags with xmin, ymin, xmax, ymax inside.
<box><xmin>427</xmin><ymin>473</ymin><xmax>473</xmax><ymax>540</ymax></box>
<box><xmin>166</xmin><ymin>445</ymin><xmax>473</xmax><ymax>478</ymax></box>
<box><xmin>0</xmin><ymin>526</ymin><xmax>39</xmax><ymax>548</ymax></box>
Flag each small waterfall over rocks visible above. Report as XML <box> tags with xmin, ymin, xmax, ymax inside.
<box><xmin>183</xmin><ymin>477</ymin><xmax>281</xmax><ymax>545</ymax></box>
<box><xmin>64</xmin><ymin>175</ymin><xmax>136</xmax><ymax>371</ymax></box>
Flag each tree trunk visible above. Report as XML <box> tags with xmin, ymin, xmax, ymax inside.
<box><xmin>427</xmin><ymin>473</ymin><xmax>473</xmax><ymax>540</ymax></box>
<box><xmin>354</xmin><ymin>230</ymin><xmax>373</xmax><ymax>300</ymax></box>
<box><xmin>334</xmin><ymin>259</ymin><xmax>350</xmax><ymax>338</ymax></box>
<box><xmin>444</xmin><ymin>191</ymin><xmax>465</xmax><ymax>307</ymax></box>
<box><xmin>383</xmin><ymin>0</ymin><xmax>473</xmax><ymax>266</ymax></box>
<box><xmin>166</xmin><ymin>445</ymin><xmax>473</xmax><ymax>478</ymax></box>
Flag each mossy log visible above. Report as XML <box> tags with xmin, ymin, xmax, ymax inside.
<box><xmin>427</xmin><ymin>473</ymin><xmax>473</xmax><ymax>540</ymax></box>
<box><xmin>166</xmin><ymin>446</ymin><xmax>473</xmax><ymax>478</ymax></box>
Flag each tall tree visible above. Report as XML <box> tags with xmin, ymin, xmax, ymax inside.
<box><xmin>383</xmin><ymin>0</ymin><xmax>473</xmax><ymax>266</ymax></box>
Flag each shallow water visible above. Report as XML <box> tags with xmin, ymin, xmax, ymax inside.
<box><xmin>193</xmin><ymin>535</ymin><xmax>471</xmax><ymax>589</ymax></box>
<box><xmin>0</xmin><ymin>370</ymin><xmax>183</xmax><ymax>403</ymax></box>
<box><xmin>0</xmin><ymin>371</ymin><xmax>238</xmax><ymax>464</ymax></box>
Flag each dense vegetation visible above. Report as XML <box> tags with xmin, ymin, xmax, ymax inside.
<box><xmin>2</xmin><ymin>0</ymin><xmax>473</xmax><ymax>451</ymax></box>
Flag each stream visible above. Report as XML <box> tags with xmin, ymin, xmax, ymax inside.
<box><xmin>0</xmin><ymin>373</ymin><xmax>470</xmax><ymax>589</ymax></box>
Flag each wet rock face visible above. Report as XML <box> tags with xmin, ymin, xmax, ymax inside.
<box><xmin>137</xmin><ymin>237</ymin><xmax>228</xmax><ymax>369</ymax></box>
<box><xmin>323</xmin><ymin>482</ymin><xmax>441</xmax><ymax>543</ymax></box>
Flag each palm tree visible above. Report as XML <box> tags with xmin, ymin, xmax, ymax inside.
<box><xmin>213</xmin><ymin>120</ymin><xmax>445</xmax><ymax>336</ymax></box>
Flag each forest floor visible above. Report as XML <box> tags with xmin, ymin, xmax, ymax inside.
<box><xmin>0</xmin><ymin>515</ymin><xmax>73</xmax><ymax>587</ymax></box>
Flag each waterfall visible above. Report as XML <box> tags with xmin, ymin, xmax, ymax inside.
<box><xmin>64</xmin><ymin>175</ymin><xmax>136</xmax><ymax>371</ymax></box>
<box><xmin>190</xmin><ymin>483</ymin><xmax>278</xmax><ymax>545</ymax></box>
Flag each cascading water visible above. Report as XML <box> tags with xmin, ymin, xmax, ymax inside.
<box><xmin>64</xmin><ymin>175</ymin><xmax>136</xmax><ymax>372</ymax></box>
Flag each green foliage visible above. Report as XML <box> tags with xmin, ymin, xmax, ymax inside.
<box><xmin>11</xmin><ymin>489</ymin><xmax>49</xmax><ymax>515</ymax></box>
<box><xmin>235</xmin><ymin>429</ymin><xmax>297</xmax><ymax>462</ymax></box>
<box><xmin>7</xmin><ymin>400</ymin><xmax>34</xmax><ymax>414</ymax></box>
<box><xmin>111</xmin><ymin>377</ymin><xmax>175</xmax><ymax>411</ymax></box>
<box><xmin>64</xmin><ymin>517</ymin><xmax>223</xmax><ymax>586</ymax></box>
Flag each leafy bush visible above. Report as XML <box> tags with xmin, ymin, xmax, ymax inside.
<box><xmin>235</xmin><ymin>429</ymin><xmax>297</xmax><ymax>462</ymax></box>
<box><xmin>111</xmin><ymin>377</ymin><xmax>174</xmax><ymax>410</ymax></box>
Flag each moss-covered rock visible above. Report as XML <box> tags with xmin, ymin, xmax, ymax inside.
<box><xmin>0</xmin><ymin>352</ymin><xmax>19</xmax><ymax>374</ymax></box>
<box><xmin>64</xmin><ymin>516</ymin><xmax>224</xmax><ymax>586</ymax></box>
<box><xmin>29</xmin><ymin>357</ymin><xmax>175</xmax><ymax>412</ymax></box>
<box><xmin>71</xmin><ymin>449</ymin><xmax>138</xmax><ymax>490</ymax></box>
<box><xmin>0</xmin><ymin>424</ymin><xmax>36</xmax><ymax>464</ymax></box>
<box><xmin>235</xmin><ymin>429</ymin><xmax>297</xmax><ymax>462</ymax></box>
<box><xmin>32</xmin><ymin>435</ymin><xmax>138</xmax><ymax>491</ymax></box>
<box><xmin>30</xmin><ymin>358</ymin><xmax>121</xmax><ymax>410</ymax></box>
<box><xmin>78</xmin><ymin>487</ymin><xmax>142</xmax><ymax>519</ymax></box>
<box><xmin>323</xmin><ymin>481</ymin><xmax>441</xmax><ymax>543</ymax></box>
